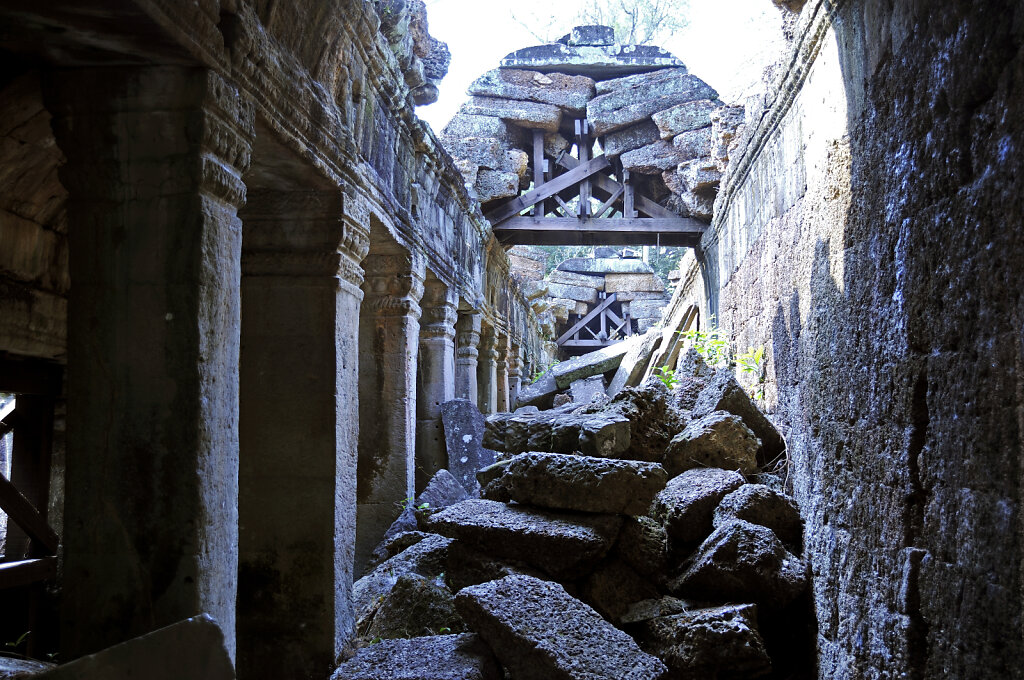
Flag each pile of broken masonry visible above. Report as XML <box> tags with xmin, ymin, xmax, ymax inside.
<box><xmin>336</xmin><ymin>350</ymin><xmax>814</xmax><ymax>680</ymax></box>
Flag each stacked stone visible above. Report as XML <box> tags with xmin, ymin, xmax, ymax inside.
<box><xmin>375</xmin><ymin>0</ymin><xmax>451</xmax><ymax>106</ymax></box>
<box><xmin>335</xmin><ymin>354</ymin><xmax>812</xmax><ymax>680</ymax></box>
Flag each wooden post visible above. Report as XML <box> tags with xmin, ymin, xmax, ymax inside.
<box><xmin>532</xmin><ymin>129</ymin><xmax>544</xmax><ymax>216</ymax></box>
<box><xmin>576</xmin><ymin>120</ymin><xmax>591</xmax><ymax>218</ymax></box>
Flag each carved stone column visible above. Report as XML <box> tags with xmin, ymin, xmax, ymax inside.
<box><xmin>454</xmin><ymin>312</ymin><xmax>482</xmax><ymax>404</ymax></box>
<box><xmin>45</xmin><ymin>67</ymin><xmax>253</xmax><ymax>659</ymax></box>
<box><xmin>477</xmin><ymin>328</ymin><xmax>498</xmax><ymax>414</ymax></box>
<box><xmin>416</xmin><ymin>278</ymin><xmax>456</xmax><ymax>492</ymax></box>
<box><xmin>356</xmin><ymin>253</ymin><xmax>424</xmax><ymax>575</ymax></box>
<box><xmin>237</xmin><ymin>187</ymin><xmax>368</xmax><ymax>679</ymax></box>
<box><xmin>508</xmin><ymin>343</ymin><xmax>524</xmax><ymax>409</ymax></box>
<box><xmin>496</xmin><ymin>334</ymin><xmax>511</xmax><ymax>413</ymax></box>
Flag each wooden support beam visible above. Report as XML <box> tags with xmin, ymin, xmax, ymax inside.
<box><xmin>497</xmin><ymin>217</ymin><xmax>706</xmax><ymax>233</ymax></box>
<box><xmin>485</xmin><ymin>155</ymin><xmax>611</xmax><ymax>226</ymax></box>
<box><xmin>623</xmin><ymin>170</ymin><xmax>636</xmax><ymax>218</ymax></box>
<box><xmin>557</xmin><ymin>293</ymin><xmax>618</xmax><ymax>346</ymax></box>
<box><xmin>0</xmin><ymin>472</ymin><xmax>59</xmax><ymax>555</ymax></box>
<box><xmin>594</xmin><ymin>184</ymin><xmax>624</xmax><ymax>219</ymax></box>
<box><xmin>0</xmin><ymin>558</ymin><xmax>57</xmax><ymax>589</ymax></box>
<box><xmin>532</xmin><ymin>130</ymin><xmax>544</xmax><ymax>216</ymax></box>
<box><xmin>557</xmin><ymin>155</ymin><xmax>677</xmax><ymax>219</ymax></box>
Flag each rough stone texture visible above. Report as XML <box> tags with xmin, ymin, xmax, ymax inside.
<box><xmin>461</xmin><ymin>96</ymin><xmax>561</xmax><ymax>132</ymax></box>
<box><xmin>652</xmin><ymin>99</ymin><xmax>718</xmax><ymax>139</ymax></box>
<box><xmin>714</xmin><ymin>484</ymin><xmax>803</xmax><ymax>548</ymax></box>
<box><xmin>354</xmin><ymin>535</ymin><xmax>455</xmax><ymax>623</ymax></box>
<box><xmin>628</xmin><ymin>299</ymin><xmax>669</xmax><ymax>320</ymax></box>
<box><xmin>514</xmin><ymin>371</ymin><xmax>558</xmax><ymax>410</ymax></box>
<box><xmin>608</xmin><ymin>329</ymin><xmax>662</xmax><ymax>395</ymax></box>
<box><xmin>551</xmin><ymin>341</ymin><xmax>631</xmax><ymax>388</ymax></box>
<box><xmin>581</xmin><ymin>558</ymin><xmax>661</xmax><ymax>624</ymax></box>
<box><xmin>663</xmin><ymin>411</ymin><xmax>761</xmax><ymax>476</ymax></box>
<box><xmin>605</xmin><ymin>273</ymin><xmax>664</xmax><ymax>293</ymax></box>
<box><xmin>441</xmin><ymin>113</ymin><xmax>522</xmax><ymax>146</ymax></box>
<box><xmin>474</xmin><ymin>169</ymin><xmax>519</xmax><ymax>202</ymax></box>
<box><xmin>485</xmin><ymin>409</ymin><xmax>631</xmax><ymax>458</ymax></box>
<box><xmin>670</xmin><ymin>520</ymin><xmax>807</xmax><ymax>609</ymax></box>
<box><xmin>547</xmin><ymin>269</ymin><xmax>605</xmax><ymax>289</ymax></box>
<box><xmin>468</xmin><ymin>69</ymin><xmax>595</xmax><ymax>116</ymax></box>
<box><xmin>620</xmin><ymin>140</ymin><xmax>684</xmax><ymax>175</ymax></box>
<box><xmin>692</xmin><ymin>370</ymin><xmax>784</xmax><ymax>462</ymax></box>
<box><xmin>650</xmin><ymin>468</ymin><xmax>745</xmax><ymax>544</ymax></box>
<box><xmin>570</xmin><ymin>374</ymin><xmax>607</xmax><ymax>404</ymax></box>
<box><xmin>455</xmin><ymin>575</ymin><xmax>668</xmax><ymax>680</ymax></box>
<box><xmin>561</xmin><ymin>25</ymin><xmax>616</xmax><ymax>46</ymax></box>
<box><xmin>636</xmin><ymin>604</ymin><xmax>771</xmax><ymax>679</ymax></box>
<box><xmin>424</xmin><ymin>499</ymin><xmax>622</xmax><ymax>578</ymax></box>
<box><xmin>557</xmin><ymin>257</ymin><xmax>654</xmax><ymax>274</ymax></box>
<box><xmin>600</xmin><ymin>120</ymin><xmax>662</xmax><ymax>157</ymax></box>
<box><xmin>615</xmin><ymin>516</ymin><xmax>670</xmax><ymax>582</ymax></box>
<box><xmin>367</xmin><ymin>530</ymin><xmax>431</xmax><ymax>571</ymax></box>
<box><xmin>35</xmin><ymin>615</ymin><xmax>232</xmax><ymax>680</ymax></box>
<box><xmin>672</xmin><ymin>127</ymin><xmax>713</xmax><ymax>159</ymax></box>
<box><xmin>441</xmin><ymin>399</ymin><xmax>498</xmax><ymax>496</ymax></box>
<box><xmin>331</xmin><ymin>634</ymin><xmax>502</xmax><ymax>680</ymax></box>
<box><xmin>498</xmin><ymin>452</ymin><xmax>668</xmax><ymax>515</ymax></box>
<box><xmin>544</xmin><ymin>281</ymin><xmax>599</xmax><ymax>304</ymax></box>
<box><xmin>361</xmin><ymin>573</ymin><xmax>465</xmax><ymax>640</ymax></box>
<box><xmin>501</xmin><ymin>41</ymin><xmax>685</xmax><ymax>80</ymax></box>
<box><xmin>709</xmin><ymin>104</ymin><xmax>745</xmax><ymax>171</ymax></box>
<box><xmin>415</xmin><ymin>468</ymin><xmax>470</xmax><ymax>514</ymax></box>
<box><xmin>605</xmin><ymin>378</ymin><xmax>686</xmax><ymax>462</ymax></box>
<box><xmin>440</xmin><ymin>136</ymin><xmax>505</xmax><ymax>170</ymax></box>
<box><xmin>588</xmin><ymin>69</ymin><xmax>719</xmax><ymax>136</ymax></box>
<box><xmin>620</xmin><ymin>597</ymin><xmax>690</xmax><ymax>625</ymax></box>
<box><xmin>0</xmin><ymin>659</ymin><xmax>54</xmax><ymax>679</ymax></box>
<box><xmin>675</xmin><ymin>158</ymin><xmax>722</xmax><ymax>191</ymax></box>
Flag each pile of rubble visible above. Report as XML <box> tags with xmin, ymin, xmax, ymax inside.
<box><xmin>439</xmin><ymin>25</ymin><xmax>746</xmax><ymax>221</ymax></box>
<box><xmin>335</xmin><ymin>351</ymin><xmax>813</xmax><ymax>680</ymax></box>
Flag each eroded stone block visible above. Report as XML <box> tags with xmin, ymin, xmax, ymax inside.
<box><xmin>652</xmin><ymin>99</ymin><xmax>718</xmax><ymax>138</ymax></box>
<box><xmin>663</xmin><ymin>411</ymin><xmax>761</xmax><ymax>477</ymax></box>
<box><xmin>331</xmin><ymin>634</ymin><xmax>502</xmax><ymax>680</ymax></box>
<box><xmin>461</xmin><ymin>96</ymin><xmax>561</xmax><ymax>131</ymax></box>
<box><xmin>468</xmin><ymin>69</ymin><xmax>595</xmax><ymax>116</ymax></box>
<box><xmin>650</xmin><ymin>468</ymin><xmax>745</xmax><ymax>544</ymax></box>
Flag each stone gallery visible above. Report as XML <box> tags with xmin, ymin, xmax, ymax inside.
<box><xmin>0</xmin><ymin>0</ymin><xmax>1021</xmax><ymax>679</ymax></box>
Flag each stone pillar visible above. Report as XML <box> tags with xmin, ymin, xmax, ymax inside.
<box><xmin>477</xmin><ymin>328</ymin><xmax>498</xmax><ymax>414</ymax></box>
<box><xmin>237</xmin><ymin>188</ymin><xmax>368</xmax><ymax>679</ymax></box>
<box><xmin>355</xmin><ymin>253</ymin><xmax>423</xmax><ymax>575</ymax></box>
<box><xmin>46</xmin><ymin>67</ymin><xmax>253</xmax><ymax>659</ymax></box>
<box><xmin>495</xmin><ymin>335</ymin><xmax>511</xmax><ymax>413</ymax></box>
<box><xmin>508</xmin><ymin>343</ymin><xmax>524</xmax><ymax>409</ymax></box>
<box><xmin>416</xmin><ymin>279</ymin><xmax>456</xmax><ymax>492</ymax></box>
<box><xmin>454</xmin><ymin>312</ymin><xmax>482</xmax><ymax>404</ymax></box>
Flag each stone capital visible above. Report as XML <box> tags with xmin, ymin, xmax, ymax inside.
<box><xmin>362</xmin><ymin>254</ymin><xmax>425</xmax><ymax>319</ymax></box>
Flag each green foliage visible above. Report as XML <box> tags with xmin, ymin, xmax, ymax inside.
<box><xmin>681</xmin><ymin>323</ymin><xmax>730</xmax><ymax>367</ymax></box>
<box><xmin>530</xmin><ymin>359</ymin><xmax>560</xmax><ymax>384</ymax></box>
<box><xmin>737</xmin><ymin>346</ymin><xmax>766</xmax><ymax>401</ymax></box>
<box><xmin>396</xmin><ymin>496</ymin><xmax>430</xmax><ymax>512</ymax></box>
<box><xmin>578</xmin><ymin>0</ymin><xmax>691</xmax><ymax>44</ymax></box>
<box><xmin>653</xmin><ymin>366</ymin><xmax>679</xmax><ymax>390</ymax></box>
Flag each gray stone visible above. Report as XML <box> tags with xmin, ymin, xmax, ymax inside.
<box><xmin>676</xmin><ymin>347</ymin><xmax>714</xmax><ymax>379</ymax></box>
<box><xmin>455</xmin><ymin>575</ymin><xmax>669</xmax><ymax>680</ymax></box>
<box><xmin>521</xmin><ymin>280</ymin><xmax>548</xmax><ymax>299</ymax></box>
<box><xmin>440</xmin><ymin>136</ymin><xmax>505</xmax><ymax>170</ymax></box>
<box><xmin>605</xmin><ymin>272</ymin><xmax>664</xmax><ymax>293</ymax></box>
<box><xmin>605</xmin><ymin>377</ymin><xmax>686</xmax><ymax>462</ymax></box>
<box><xmin>581</xmin><ymin>558</ymin><xmax>661</xmax><ymax>624</ymax></box>
<box><xmin>713</xmin><ymin>484</ymin><xmax>803</xmax><ymax>547</ymax></box>
<box><xmin>673</xmin><ymin>126</ymin><xmax>713</xmax><ymax>159</ymax></box>
<box><xmin>441</xmin><ymin>399</ymin><xmax>499</xmax><ymax>495</ymax></box>
<box><xmin>615</xmin><ymin>515</ymin><xmax>670</xmax><ymax>582</ymax></box>
<box><xmin>416</xmin><ymin>468</ymin><xmax>470</xmax><ymax>514</ymax></box>
<box><xmin>544</xmin><ymin>281</ymin><xmax>599</xmax><ymax>303</ymax></box>
<box><xmin>675</xmin><ymin>158</ymin><xmax>722</xmax><ymax>191</ymax></box>
<box><xmin>0</xmin><ymin>658</ymin><xmax>54</xmax><ymax>679</ymax></box>
<box><xmin>651</xmin><ymin>468</ymin><xmax>746</xmax><ymax>544</ymax></box>
<box><xmin>600</xmin><ymin>120</ymin><xmax>662</xmax><ymax>157</ymax></box>
<box><xmin>588</xmin><ymin>70</ymin><xmax>719</xmax><ymax>135</ymax></box>
<box><xmin>367</xmin><ymin>530</ymin><xmax>431</xmax><ymax>571</ymax></box>
<box><xmin>608</xmin><ymin>329</ymin><xmax>662</xmax><ymax>396</ymax></box>
<box><xmin>652</xmin><ymin>99</ymin><xmax>719</xmax><ymax>138</ymax></box>
<box><xmin>670</xmin><ymin>520</ymin><xmax>808</xmax><ymax>609</ymax></box>
<box><xmin>551</xmin><ymin>341</ymin><xmax>632</xmax><ymax>388</ymax></box>
<box><xmin>615</xmin><ymin>291</ymin><xmax>672</xmax><ymax>302</ymax></box>
<box><xmin>620</xmin><ymin>596</ymin><xmax>690</xmax><ymax>625</ymax></box>
<box><xmin>499</xmin><ymin>452</ymin><xmax>668</xmax><ymax>515</ymax></box>
<box><xmin>621</xmin><ymin>139</ymin><xmax>684</xmax><ymax>174</ymax></box>
<box><xmin>461</xmin><ymin>96</ymin><xmax>561</xmax><ymax>132</ymax></box>
<box><xmin>636</xmin><ymin>604</ymin><xmax>771</xmax><ymax>679</ymax></box>
<box><xmin>692</xmin><ymin>370</ymin><xmax>785</xmax><ymax>460</ymax></box>
<box><xmin>548</xmin><ymin>269</ymin><xmax>605</xmax><ymax>289</ymax></box>
<box><xmin>424</xmin><ymin>499</ymin><xmax>622</xmax><ymax>579</ymax></box>
<box><xmin>501</xmin><ymin>41</ymin><xmax>685</xmax><ymax>80</ymax></box>
<box><xmin>35</xmin><ymin>615</ymin><xmax>232</xmax><ymax>680</ymax></box>
<box><xmin>557</xmin><ymin>257</ymin><xmax>654</xmax><ymax>274</ymax></box>
<box><xmin>595</xmin><ymin>67</ymin><xmax>690</xmax><ymax>96</ymax></box>
<box><xmin>629</xmin><ymin>299</ymin><xmax>670</xmax><ymax>319</ymax></box>
<box><xmin>441</xmin><ymin>113</ymin><xmax>522</xmax><ymax>146</ymax></box>
<box><xmin>561</xmin><ymin>24</ymin><xmax>616</xmax><ymax>46</ymax></box>
<box><xmin>361</xmin><ymin>573</ymin><xmax>466</xmax><ymax>640</ymax></box>
<box><xmin>468</xmin><ymin>69</ymin><xmax>595</xmax><ymax>116</ymax></box>
<box><xmin>544</xmin><ymin>131</ymin><xmax>572</xmax><ymax>158</ymax></box>
<box><xmin>474</xmin><ymin>169</ymin><xmax>518</xmax><ymax>202</ymax></box>
<box><xmin>663</xmin><ymin>411</ymin><xmax>761</xmax><ymax>477</ymax></box>
<box><xmin>331</xmin><ymin>634</ymin><xmax>502</xmax><ymax>680</ymax></box>
<box><xmin>570</xmin><ymin>375</ymin><xmax>607</xmax><ymax>403</ymax></box>
<box><xmin>475</xmin><ymin>458</ymin><xmax>511</xmax><ymax>490</ymax></box>
<box><xmin>488</xmin><ymin>410</ymin><xmax>630</xmax><ymax>458</ymax></box>
<box><xmin>674</xmin><ymin>189</ymin><xmax>714</xmax><ymax>221</ymax></box>
<box><xmin>354</xmin><ymin>534</ymin><xmax>455</xmax><ymax>623</ymax></box>
<box><xmin>514</xmin><ymin>370</ymin><xmax>559</xmax><ymax>409</ymax></box>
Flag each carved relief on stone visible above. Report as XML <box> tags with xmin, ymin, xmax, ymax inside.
<box><xmin>363</xmin><ymin>253</ymin><xmax>425</xmax><ymax>318</ymax></box>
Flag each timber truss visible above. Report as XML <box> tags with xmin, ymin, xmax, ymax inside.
<box><xmin>485</xmin><ymin>119</ymin><xmax>708</xmax><ymax>247</ymax></box>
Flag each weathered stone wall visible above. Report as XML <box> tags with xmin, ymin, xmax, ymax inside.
<box><xmin>690</xmin><ymin>0</ymin><xmax>1024</xmax><ymax>676</ymax></box>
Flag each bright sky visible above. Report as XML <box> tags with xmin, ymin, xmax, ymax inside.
<box><xmin>417</xmin><ymin>0</ymin><xmax>785</xmax><ymax>134</ymax></box>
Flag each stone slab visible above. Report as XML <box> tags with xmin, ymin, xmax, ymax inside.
<box><xmin>588</xmin><ymin>70</ymin><xmax>719</xmax><ymax>136</ymax></box>
<box><xmin>713</xmin><ymin>484</ymin><xmax>803</xmax><ymax>547</ymax></box>
<box><xmin>570</xmin><ymin>374</ymin><xmax>607</xmax><ymax>404</ymax></box>
<box><xmin>514</xmin><ymin>371</ymin><xmax>558</xmax><ymax>410</ymax></box>
<box><xmin>663</xmin><ymin>411</ymin><xmax>760</xmax><ymax>477</ymax></box>
<box><xmin>692</xmin><ymin>370</ymin><xmax>785</xmax><ymax>460</ymax></box>
<box><xmin>500</xmin><ymin>452</ymin><xmax>668</xmax><ymax>515</ymax></box>
<box><xmin>36</xmin><ymin>615</ymin><xmax>232</xmax><ymax>680</ymax></box>
<box><xmin>600</xmin><ymin>119</ymin><xmax>662</xmax><ymax>157</ymax></box>
<box><xmin>468</xmin><ymin>69</ymin><xmax>595</xmax><ymax>116</ymax></box>
<box><xmin>608</xmin><ymin>328</ymin><xmax>662</xmax><ymax>395</ymax></box>
<box><xmin>605</xmin><ymin>273</ymin><xmax>665</xmax><ymax>293</ymax></box>
<box><xmin>416</xmin><ymin>468</ymin><xmax>470</xmax><ymax>512</ymax></box>
<box><xmin>441</xmin><ymin>399</ymin><xmax>500</xmax><ymax>495</ymax></box>
<box><xmin>557</xmin><ymin>257</ymin><xmax>654</xmax><ymax>274</ymax></box>
<box><xmin>621</xmin><ymin>140</ymin><xmax>685</xmax><ymax>174</ymax></box>
<box><xmin>652</xmin><ymin>99</ymin><xmax>718</xmax><ymax>138</ymax></box>
<box><xmin>441</xmin><ymin>136</ymin><xmax>506</xmax><ymax>170</ymax></box>
<box><xmin>629</xmin><ymin>299</ymin><xmax>670</xmax><ymax>319</ymax></box>
<box><xmin>547</xmin><ymin>269</ymin><xmax>605</xmax><ymax>289</ymax></box>
<box><xmin>474</xmin><ymin>169</ymin><xmax>518</xmax><ymax>203</ymax></box>
<box><xmin>501</xmin><ymin>42</ymin><xmax>685</xmax><ymax>79</ymax></box>
<box><xmin>354</xmin><ymin>534</ymin><xmax>455</xmax><ymax>622</ymax></box>
<box><xmin>561</xmin><ymin>25</ymin><xmax>616</xmax><ymax>46</ymax></box>
<box><xmin>615</xmin><ymin>291</ymin><xmax>671</xmax><ymax>302</ymax></box>
<box><xmin>332</xmin><ymin>634</ymin><xmax>502</xmax><ymax>680</ymax></box>
<box><xmin>675</xmin><ymin>158</ymin><xmax>722</xmax><ymax>191</ymax></box>
<box><xmin>596</xmin><ymin>67</ymin><xmax>688</xmax><ymax>95</ymax></box>
<box><xmin>361</xmin><ymin>572</ymin><xmax>465</xmax><ymax>641</ymax></box>
<box><xmin>424</xmin><ymin>499</ymin><xmax>622</xmax><ymax>579</ymax></box>
<box><xmin>441</xmin><ymin>113</ymin><xmax>522</xmax><ymax>146</ymax></box>
<box><xmin>650</xmin><ymin>468</ymin><xmax>745</xmax><ymax>544</ymax></box>
<box><xmin>672</xmin><ymin>126</ymin><xmax>713</xmax><ymax>159</ymax></box>
<box><xmin>551</xmin><ymin>339</ymin><xmax>633</xmax><ymax>388</ymax></box>
<box><xmin>455</xmin><ymin>574</ymin><xmax>668</xmax><ymax>679</ymax></box>
<box><xmin>544</xmin><ymin>281</ymin><xmax>599</xmax><ymax>303</ymax></box>
<box><xmin>461</xmin><ymin>96</ymin><xmax>562</xmax><ymax>132</ymax></box>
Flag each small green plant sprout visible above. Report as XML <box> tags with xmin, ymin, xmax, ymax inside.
<box><xmin>396</xmin><ymin>497</ymin><xmax>430</xmax><ymax>512</ymax></box>
<box><xmin>653</xmin><ymin>366</ymin><xmax>679</xmax><ymax>390</ymax></box>
<box><xmin>530</xmin><ymin>359</ymin><xmax>560</xmax><ymax>384</ymax></box>
<box><xmin>681</xmin><ymin>322</ymin><xmax>730</xmax><ymax>367</ymax></box>
<box><xmin>737</xmin><ymin>345</ymin><xmax>766</xmax><ymax>401</ymax></box>
<box><xmin>4</xmin><ymin>631</ymin><xmax>30</xmax><ymax>655</ymax></box>
<box><xmin>438</xmin><ymin>626</ymin><xmax>451</xmax><ymax>634</ymax></box>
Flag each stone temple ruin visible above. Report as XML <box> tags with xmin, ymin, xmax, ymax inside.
<box><xmin>0</xmin><ymin>0</ymin><xmax>1022</xmax><ymax>679</ymax></box>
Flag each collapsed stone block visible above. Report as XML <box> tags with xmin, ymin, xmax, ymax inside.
<box><xmin>588</xmin><ymin>69</ymin><xmax>718</xmax><ymax>135</ymax></box>
<box><xmin>650</xmin><ymin>468</ymin><xmax>745</xmax><ymax>544</ymax></box>
<box><xmin>441</xmin><ymin>113</ymin><xmax>522</xmax><ymax>146</ymax></box>
<box><xmin>354</xmin><ymin>534</ymin><xmax>455</xmax><ymax>623</ymax></box>
<box><xmin>425</xmin><ymin>499</ymin><xmax>622</xmax><ymax>579</ymax></box>
<box><xmin>629</xmin><ymin>299</ymin><xmax>670</xmax><ymax>320</ymax></box>
<box><xmin>663</xmin><ymin>411</ymin><xmax>761</xmax><ymax>476</ymax></box>
<box><xmin>551</xmin><ymin>339</ymin><xmax>632</xmax><ymax>387</ymax></box>
<box><xmin>544</xmin><ymin>281</ymin><xmax>599</xmax><ymax>303</ymax></box>
<box><xmin>441</xmin><ymin>399</ymin><xmax>499</xmax><ymax>495</ymax></box>
<box><xmin>607</xmin><ymin>328</ymin><xmax>663</xmax><ymax>395</ymax></box>
<box><xmin>455</xmin><ymin>574</ymin><xmax>668</xmax><ymax>680</ymax></box>
<box><xmin>468</xmin><ymin>68</ymin><xmax>595</xmax><ymax>116</ymax></box>
<box><xmin>415</xmin><ymin>468</ymin><xmax>470</xmax><ymax>515</ymax></box>
<box><xmin>581</xmin><ymin>558</ymin><xmax>661</xmax><ymax>624</ymax></box>
<box><xmin>557</xmin><ymin>257</ymin><xmax>654</xmax><ymax>274</ymax></box>
<box><xmin>440</xmin><ymin>136</ymin><xmax>506</xmax><ymax>170</ymax></box>
<box><xmin>605</xmin><ymin>273</ymin><xmax>665</xmax><ymax>293</ymax></box>
<box><xmin>621</xmin><ymin>139</ymin><xmax>684</xmax><ymax>174</ymax></box>
<box><xmin>548</xmin><ymin>269</ymin><xmax>605</xmax><ymax>289</ymax></box>
<box><xmin>331</xmin><ymin>634</ymin><xmax>502</xmax><ymax>680</ymax></box>
<box><xmin>713</xmin><ymin>484</ymin><xmax>803</xmax><ymax>548</ymax></box>
<box><xmin>600</xmin><ymin>119</ymin><xmax>662</xmax><ymax>157</ymax></box>
<box><xmin>692</xmin><ymin>370</ymin><xmax>786</xmax><ymax>461</ymax></box>
<box><xmin>675</xmin><ymin>158</ymin><xmax>722</xmax><ymax>191</ymax></box>
<box><xmin>570</xmin><ymin>374</ymin><xmax>608</xmax><ymax>404</ymax></box>
<box><xmin>513</xmin><ymin>370</ymin><xmax>558</xmax><ymax>409</ymax></box>
<box><xmin>605</xmin><ymin>377</ymin><xmax>686</xmax><ymax>462</ymax></box>
<box><xmin>462</xmin><ymin>96</ymin><xmax>562</xmax><ymax>131</ymax></box>
<box><xmin>361</xmin><ymin>573</ymin><xmax>466</xmax><ymax>640</ymax></box>
<box><xmin>474</xmin><ymin>169</ymin><xmax>519</xmax><ymax>202</ymax></box>
<box><xmin>619</xmin><ymin>596</ymin><xmax>690</xmax><ymax>625</ymax></box>
<box><xmin>652</xmin><ymin>99</ymin><xmax>718</xmax><ymax>138</ymax></box>
<box><xmin>0</xmin><ymin>658</ymin><xmax>54</xmax><ymax>678</ymax></box>
<box><xmin>497</xmin><ymin>452</ymin><xmax>668</xmax><ymax>516</ymax></box>
<box><xmin>672</xmin><ymin>127</ymin><xmax>713</xmax><ymax>160</ymax></box>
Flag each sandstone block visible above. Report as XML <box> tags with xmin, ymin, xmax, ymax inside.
<box><xmin>669</xmin><ymin>520</ymin><xmax>808</xmax><ymax>609</ymax></box>
<box><xmin>331</xmin><ymin>634</ymin><xmax>502</xmax><ymax>680</ymax></box>
<box><xmin>441</xmin><ymin>136</ymin><xmax>505</xmax><ymax>169</ymax></box>
<box><xmin>636</xmin><ymin>604</ymin><xmax>772</xmax><ymax>679</ymax></box>
<box><xmin>605</xmin><ymin>377</ymin><xmax>686</xmax><ymax>462</ymax></box>
<box><xmin>588</xmin><ymin>69</ymin><xmax>719</xmax><ymax>135</ymax></box>
<box><xmin>424</xmin><ymin>499</ymin><xmax>622</xmax><ymax>578</ymax></box>
<box><xmin>499</xmin><ymin>452</ymin><xmax>668</xmax><ymax>516</ymax></box>
<box><xmin>544</xmin><ymin>131</ymin><xmax>572</xmax><ymax>157</ymax></box>
<box><xmin>595</xmin><ymin>67</ymin><xmax>689</xmax><ymax>96</ymax></box>
<box><xmin>570</xmin><ymin>374</ymin><xmax>607</xmax><ymax>404</ymax></box>
<box><xmin>441</xmin><ymin>399</ymin><xmax>499</xmax><ymax>495</ymax></box>
<box><xmin>652</xmin><ymin>99</ymin><xmax>718</xmax><ymax>138</ymax></box>
<box><xmin>441</xmin><ymin>113</ymin><xmax>521</xmax><ymax>146</ymax></box>
<box><xmin>629</xmin><ymin>299</ymin><xmax>669</xmax><ymax>319</ymax></box>
<box><xmin>608</xmin><ymin>328</ymin><xmax>662</xmax><ymax>395</ymax></box>
<box><xmin>676</xmin><ymin>158</ymin><xmax>722</xmax><ymax>191</ymax></box>
<box><xmin>35</xmin><ymin>615</ymin><xmax>232</xmax><ymax>680</ymax></box>
<box><xmin>676</xmin><ymin>347</ymin><xmax>714</xmax><ymax>379</ymax></box>
<box><xmin>416</xmin><ymin>468</ymin><xmax>471</xmax><ymax>514</ymax></box>
<box><xmin>476</xmin><ymin>458</ymin><xmax>511</xmax><ymax>490</ymax></box>
<box><xmin>600</xmin><ymin>119</ymin><xmax>662</xmax><ymax>157</ymax></box>
<box><xmin>361</xmin><ymin>573</ymin><xmax>466</xmax><ymax>640</ymax></box>
<box><xmin>551</xmin><ymin>340</ymin><xmax>632</xmax><ymax>388</ymax></box>
<box><xmin>605</xmin><ymin>273</ymin><xmax>665</xmax><ymax>293</ymax></box>
<box><xmin>615</xmin><ymin>290</ymin><xmax>671</xmax><ymax>302</ymax></box>
<box><xmin>544</xmin><ymin>281</ymin><xmax>599</xmax><ymax>303</ymax></box>
<box><xmin>513</xmin><ymin>371</ymin><xmax>558</xmax><ymax>409</ymax></box>
<box><xmin>621</xmin><ymin>139</ymin><xmax>685</xmax><ymax>174</ymax></box>
<box><xmin>673</xmin><ymin>189</ymin><xmax>715</xmax><ymax>221</ymax></box>
<box><xmin>521</xmin><ymin>281</ymin><xmax>548</xmax><ymax>299</ymax></box>
<box><xmin>615</xmin><ymin>515</ymin><xmax>670</xmax><ymax>582</ymax></box>
<box><xmin>548</xmin><ymin>269</ymin><xmax>605</xmax><ymax>289</ymax></box>
<box><xmin>474</xmin><ymin>169</ymin><xmax>518</xmax><ymax>203</ymax></box>
<box><xmin>673</xmin><ymin>127</ymin><xmax>713</xmax><ymax>159</ymax></box>
<box><xmin>663</xmin><ymin>411</ymin><xmax>761</xmax><ymax>477</ymax></box>
<box><xmin>354</xmin><ymin>534</ymin><xmax>455</xmax><ymax>622</ymax></box>
<box><xmin>488</xmin><ymin>409</ymin><xmax>631</xmax><ymax>458</ymax></box>
<box><xmin>651</xmin><ymin>468</ymin><xmax>745</xmax><ymax>544</ymax></box>
<box><xmin>557</xmin><ymin>257</ymin><xmax>654</xmax><ymax>274</ymax></box>
<box><xmin>693</xmin><ymin>370</ymin><xmax>785</xmax><ymax>460</ymax></box>
<box><xmin>502</xmin><ymin>148</ymin><xmax>529</xmax><ymax>178</ymax></box>
<box><xmin>468</xmin><ymin>68</ymin><xmax>595</xmax><ymax>116</ymax></box>
<box><xmin>462</xmin><ymin>96</ymin><xmax>561</xmax><ymax>131</ymax></box>
<box><xmin>581</xmin><ymin>558</ymin><xmax>661</xmax><ymax>624</ymax></box>
<box><xmin>455</xmin><ymin>575</ymin><xmax>668</xmax><ymax>680</ymax></box>
<box><xmin>713</xmin><ymin>484</ymin><xmax>803</xmax><ymax>547</ymax></box>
